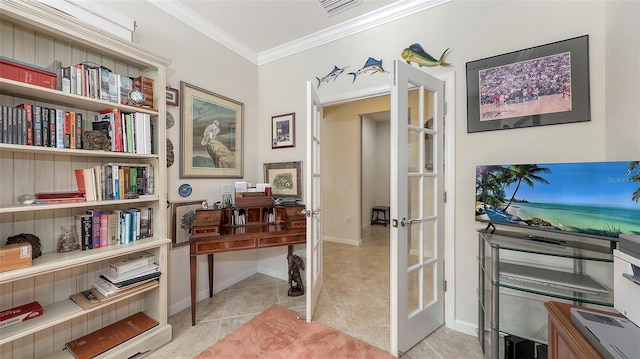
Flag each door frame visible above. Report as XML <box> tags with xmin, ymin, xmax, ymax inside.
<box><xmin>318</xmin><ymin>71</ymin><xmax>456</xmax><ymax>329</ymax></box>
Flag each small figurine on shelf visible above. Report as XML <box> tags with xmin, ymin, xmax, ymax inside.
<box><xmin>287</xmin><ymin>252</ymin><xmax>305</xmax><ymax>297</ymax></box>
<box><xmin>57</xmin><ymin>226</ymin><xmax>80</xmax><ymax>253</ymax></box>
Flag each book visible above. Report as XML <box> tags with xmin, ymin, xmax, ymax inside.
<box><xmin>36</xmin><ymin>191</ymin><xmax>84</xmax><ymax>199</ymax></box>
<box><xmin>99</xmin><ymin>212</ymin><xmax>109</xmax><ymax>247</ymax></box>
<box><xmin>69</xmin><ymin>111</ymin><xmax>76</xmax><ymax>149</ymax></box>
<box><xmin>100</xmin><ymin>270</ymin><xmax>160</xmax><ymax>287</ymax></box>
<box><xmin>65</xmin><ymin>312</ymin><xmax>158</xmax><ymax>359</ymax></box>
<box><xmin>16</xmin><ymin>103</ymin><xmax>33</xmax><ymax>146</ymax></box>
<box><xmin>107</xmin><ymin>212</ymin><xmax>119</xmax><ymax>245</ymax></box>
<box><xmin>55</xmin><ymin>109</ymin><xmax>64</xmax><ymax>148</ymax></box>
<box><xmin>108</xmin><ymin>71</ymin><xmax>118</xmax><ymax>103</ymax></box>
<box><xmin>88</xmin><ymin>280</ymin><xmax>157</xmax><ymax>304</ymax></box>
<box><xmin>69</xmin><ymin>289</ymin><xmax>100</xmax><ymax>310</ymax></box>
<box><xmin>48</xmin><ymin>108</ymin><xmax>56</xmax><ymax>147</ymax></box>
<box><xmin>93</xmin><ymin>277</ymin><xmax>158</xmax><ymax>297</ymax></box>
<box><xmin>63</xmin><ymin>111</ymin><xmax>70</xmax><ymax>148</ymax></box>
<box><xmin>100</xmin><ymin>263</ymin><xmax>159</xmax><ymax>283</ymax></box>
<box><xmin>138</xmin><ymin>207</ymin><xmax>151</xmax><ymax>239</ymax></box>
<box><xmin>75</xmin><ymin>214</ymin><xmax>92</xmax><ymax>250</ymax></box>
<box><xmin>41</xmin><ymin>106</ymin><xmax>49</xmax><ymax>147</ymax></box>
<box><xmin>35</xmin><ymin>197</ymin><xmax>86</xmax><ymax>205</ymax></box>
<box><xmin>76</xmin><ymin>112</ymin><xmax>82</xmax><ymax>149</ymax></box>
<box><xmin>86</xmin><ymin>209</ymin><xmax>101</xmax><ymax>249</ymax></box>
<box><xmin>99</xmin><ymin>67</ymin><xmax>111</xmax><ymax>102</ymax></box>
<box><xmin>99</xmin><ymin>109</ymin><xmax>123</xmax><ymax>151</ymax></box>
<box><xmin>74</xmin><ymin>168</ymin><xmax>96</xmax><ymax>201</ymax></box>
<box><xmin>118</xmin><ymin>74</ymin><xmax>132</xmax><ymax>106</ymax></box>
<box><xmin>108</xmin><ymin>252</ymin><xmax>157</xmax><ymax>275</ymax></box>
<box><xmin>33</xmin><ymin>105</ymin><xmax>41</xmax><ymax>146</ymax></box>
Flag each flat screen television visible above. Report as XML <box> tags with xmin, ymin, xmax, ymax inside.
<box><xmin>475</xmin><ymin>161</ymin><xmax>640</xmax><ymax>240</ymax></box>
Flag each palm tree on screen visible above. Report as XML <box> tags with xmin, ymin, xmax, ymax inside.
<box><xmin>626</xmin><ymin>161</ymin><xmax>640</xmax><ymax>203</ymax></box>
<box><xmin>502</xmin><ymin>164</ymin><xmax>551</xmax><ymax>212</ymax></box>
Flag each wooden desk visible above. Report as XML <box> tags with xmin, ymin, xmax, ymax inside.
<box><xmin>189</xmin><ymin>206</ymin><xmax>306</xmax><ymax>326</ymax></box>
<box><xmin>544</xmin><ymin>301</ymin><xmax>620</xmax><ymax>359</ymax></box>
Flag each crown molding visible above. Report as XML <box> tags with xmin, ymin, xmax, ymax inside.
<box><xmin>147</xmin><ymin>0</ymin><xmax>258</xmax><ymax>64</ymax></box>
<box><xmin>149</xmin><ymin>0</ymin><xmax>450</xmax><ymax>66</ymax></box>
<box><xmin>259</xmin><ymin>0</ymin><xmax>450</xmax><ymax>65</ymax></box>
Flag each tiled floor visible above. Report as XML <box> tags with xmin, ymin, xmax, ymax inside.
<box><xmin>149</xmin><ymin>225</ymin><xmax>483</xmax><ymax>358</ymax></box>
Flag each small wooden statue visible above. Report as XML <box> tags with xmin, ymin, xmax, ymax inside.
<box><xmin>287</xmin><ymin>252</ymin><xmax>305</xmax><ymax>297</ymax></box>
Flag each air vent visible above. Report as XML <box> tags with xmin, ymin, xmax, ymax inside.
<box><xmin>319</xmin><ymin>0</ymin><xmax>363</xmax><ymax>16</ymax></box>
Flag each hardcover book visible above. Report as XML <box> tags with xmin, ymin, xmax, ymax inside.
<box><xmin>75</xmin><ymin>214</ymin><xmax>92</xmax><ymax>250</ymax></box>
<box><xmin>108</xmin><ymin>252</ymin><xmax>157</xmax><ymax>274</ymax></box>
<box><xmin>16</xmin><ymin>103</ymin><xmax>33</xmax><ymax>146</ymax></box>
<box><xmin>86</xmin><ymin>209</ymin><xmax>101</xmax><ymax>249</ymax></box>
<box><xmin>64</xmin><ymin>312</ymin><xmax>158</xmax><ymax>359</ymax></box>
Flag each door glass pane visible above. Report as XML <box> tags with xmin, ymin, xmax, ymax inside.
<box><xmin>423</xmin><ymin>219</ymin><xmax>435</xmax><ymax>260</ymax></box>
<box><xmin>408</xmin><ymin>130</ymin><xmax>421</xmax><ymax>173</ymax></box>
<box><xmin>407</xmin><ymin>267</ymin><xmax>420</xmax><ymax>315</ymax></box>
<box><xmin>422</xmin><ymin>262</ymin><xmax>435</xmax><ymax>307</ymax></box>
<box><xmin>408</xmin><ymin>224</ymin><xmax>421</xmax><ymax>266</ymax></box>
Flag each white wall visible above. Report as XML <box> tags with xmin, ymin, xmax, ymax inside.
<box><xmin>257</xmin><ymin>0</ymin><xmax>640</xmax><ymax>334</ymax></box>
<box><xmin>96</xmin><ymin>1</ymin><xmax>263</xmax><ymax>315</ymax></box>
<box><xmin>99</xmin><ymin>0</ymin><xmax>640</xmax><ymax>331</ymax></box>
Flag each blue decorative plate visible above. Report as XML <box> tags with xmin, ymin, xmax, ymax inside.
<box><xmin>178</xmin><ymin>183</ymin><xmax>192</xmax><ymax>197</ymax></box>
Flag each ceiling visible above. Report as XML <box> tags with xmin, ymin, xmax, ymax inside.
<box><xmin>148</xmin><ymin>0</ymin><xmax>449</xmax><ymax>65</ymax></box>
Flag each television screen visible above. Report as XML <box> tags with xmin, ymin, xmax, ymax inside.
<box><xmin>475</xmin><ymin>161</ymin><xmax>640</xmax><ymax>239</ymax></box>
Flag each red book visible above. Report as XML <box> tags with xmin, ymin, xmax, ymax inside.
<box><xmin>36</xmin><ymin>191</ymin><xmax>84</xmax><ymax>199</ymax></box>
<box><xmin>63</xmin><ymin>111</ymin><xmax>71</xmax><ymax>148</ymax></box>
<box><xmin>35</xmin><ymin>197</ymin><xmax>86</xmax><ymax>204</ymax></box>
<box><xmin>16</xmin><ymin>103</ymin><xmax>33</xmax><ymax>145</ymax></box>
<box><xmin>101</xmin><ymin>109</ymin><xmax>124</xmax><ymax>152</ymax></box>
<box><xmin>65</xmin><ymin>312</ymin><xmax>158</xmax><ymax>359</ymax></box>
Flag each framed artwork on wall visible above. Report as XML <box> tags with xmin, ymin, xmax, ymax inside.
<box><xmin>466</xmin><ymin>35</ymin><xmax>590</xmax><ymax>133</ymax></box>
<box><xmin>263</xmin><ymin>161</ymin><xmax>303</xmax><ymax>200</ymax></box>
<box><xmin>170</xmin><ymin>200</ymin><xmax>204</xmax><ymax>247</ymax></box>
<box><xmin>271</xmin><ymin>112</ymin><xmax>295</xmax><ymax>149</ymax></box>
<box><xmin>166</xmin><ymin>86</ymin><xmax>179</xmax><ymax>106</ymax></box>
<box><xmin>180</xmin><ymin>81</ymin><xmax>244</xmax><ymax>178</ymax></box>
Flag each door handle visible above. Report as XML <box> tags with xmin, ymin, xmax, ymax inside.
<box><xmin>302</xmin><ymin>209</ymin><xmax>321</xmax><ymax>217</ymax></box>
<box><xmin>400</xmin><ymin>217</ymin><xmax>421</xmax><ymax>227</ymax></box>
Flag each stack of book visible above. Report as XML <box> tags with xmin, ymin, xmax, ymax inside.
<box><xmin>70</xmin><ymin>252</ymin><xmax>159</xmax><ymax>310</ymax></box>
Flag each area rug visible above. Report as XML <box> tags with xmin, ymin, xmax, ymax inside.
<box><xmin>195</xmin><ymin>305</ymin><xmax>394</xmax><ymax>359</ymax></box>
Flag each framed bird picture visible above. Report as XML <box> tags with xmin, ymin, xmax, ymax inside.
<box><xmin>271</xmin><ymin>112</ymin><xmax>295</xmax><ymax>149</ymax></box>
<box><xmin>180</xmin><ymin>82</ymin><xmax>244</xmax><ymax>178</ymax></box>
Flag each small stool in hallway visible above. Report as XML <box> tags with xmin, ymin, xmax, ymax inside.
<box><xmin>371</xmin><ymin>206</ymin><xmax>390</xmax><ymax>227</ymax></box>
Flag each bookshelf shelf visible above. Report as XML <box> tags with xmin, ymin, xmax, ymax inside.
<box><xmin>0</xmin><ymin>142</ymin><xmax>160</xmax><ymax>158</ymax></box>
<box><xmin>0</xmin><ymin>237</ymin><xmax>170</xmax><ymax>283</ymax></box>
<box><xmin>0</xmin><ymin>1</ymin><xmax>172</xmax><ymax>357</ymax></box>
<box><xmin>0</xmin><ymin>282</ymin><xmax>159</xmax><ymax>345</ymax></box>
<box><xmin>0</xmin><ymin>196</ymin><xmax>160</xmax><ymax>214</ymax></box>
<box><xmin>0</xmin><ymin>78</ymin><xmax>159</xmax><ymax>115</ymax></box>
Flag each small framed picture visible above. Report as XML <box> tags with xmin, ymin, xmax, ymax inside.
<box><xmin>264</xmin><ymin>161</ymin><xmax>302</xmax><ymax>199</ymax></box>
<box><xmin>166</xmin><ymin>86</ymin><xmax>179</xmax><ymax>106</ymax></box>
<box><xmin>271</xmin><ymin>112</ymin><xmax>295</xmax><ymax>149</ymax></box>
<box><xmin>170</xmin><ymin>200</ymin><xmax>204</xmax><ymax>247</ymax></box>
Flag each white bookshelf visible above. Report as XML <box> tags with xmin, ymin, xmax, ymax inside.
<box><xmin>0</xmin><ymin>1</ymin><xmax>172</xmax><ymax>357</ymax></box>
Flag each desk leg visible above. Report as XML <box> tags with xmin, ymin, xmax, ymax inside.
<box><xmin>190</xmin><ymin>254</ymin><xmax>197</xmax><ymax>326</ymax></box>
<box><xmin>208</xmin><ymin>253</ymin><xmax>214</xmax><ymax>297</ymax></box>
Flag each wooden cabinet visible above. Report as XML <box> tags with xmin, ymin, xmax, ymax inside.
<box><xmin>544</xmin><ymin>301</ymin><xmax>617</xmax><ymax>359</ymax></box>
<box><xmin>0</xmin><ymin>1</ymin><xmax>171</xmax><ymax>357</ymax></box>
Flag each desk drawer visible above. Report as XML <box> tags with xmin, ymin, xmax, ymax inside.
<box><xmin>258</xmin><ymin>234</ymin><xmax>306</xmax><ymax>247</ymax></box>
<box><xmin>196</xmin><ymin>238</ymin><xmax>256</xmax><ymax>253</ymax></box>
<box><xmin>290</xmin><ymin>220</ymin><xmax>306</xmax><ymax>228</ymax></box>
<box><xmin>192</xmin><ymin>226</ymin><xmax>219</xmax><ymax>236</ymax></box>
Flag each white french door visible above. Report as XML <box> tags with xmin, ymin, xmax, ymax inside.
<box><xmin>390</xmin><ymin>60</ymin><xmax>445</xmax><ymax>355</ymax></box>
<box><xmin>305</xmin><ymin>81</ymin><xmax>323</xmax><ymax>321</ymax></box>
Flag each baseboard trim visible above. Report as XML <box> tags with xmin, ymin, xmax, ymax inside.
<box><xmin>323</xmin><ymin>235</ymin><xmax>361</xmax><ymax>246</ymax></box>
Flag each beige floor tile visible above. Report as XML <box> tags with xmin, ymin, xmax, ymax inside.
<box><xmin>153</xmin><ymin>225</ymin><xmax>483</xmax><ymax>358</ymax></box>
